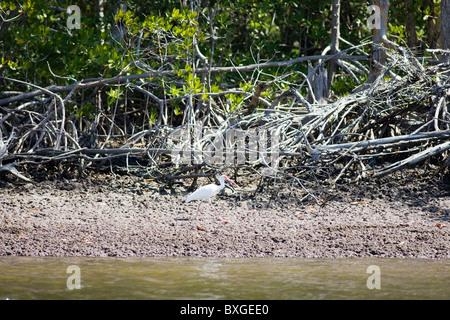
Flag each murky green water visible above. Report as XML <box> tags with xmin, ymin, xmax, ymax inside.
<box><xmin>0</xmin><ymin>257</ymin><xmax>448</xmax><ymax>300</ymax></box>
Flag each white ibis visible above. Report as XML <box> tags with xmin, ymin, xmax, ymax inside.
<box><xmin>185</xmin><ymin>175</ymin><xmax>238</xmax><ymax>221</ymax></box>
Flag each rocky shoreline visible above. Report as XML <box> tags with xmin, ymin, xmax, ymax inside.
<box><xmin>0</xmin><ymin>171</ymin><xmax>449</xmax><ymax>258</ymax></box>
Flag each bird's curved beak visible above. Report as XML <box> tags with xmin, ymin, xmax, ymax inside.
<box><xmin>225</xmin><ymin>177</ymin><xmax>238</xmax><ymax>187</ymax></box>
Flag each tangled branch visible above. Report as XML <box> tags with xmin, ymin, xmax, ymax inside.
<box><xmin>0</xmin><ymin>47</ymin><xmax>449</xmax><ymax>200</ymax></box>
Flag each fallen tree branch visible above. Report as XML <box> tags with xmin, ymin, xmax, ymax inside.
<box><xmin>314</xmin><ymin>129</ymin><xmax>450</xmax><ymax>153</ymax></box>
<box><xmin>372</xmin><ymin>140</ymin><xmax>450</xmax><ymax>178</ymax></box>
<box><xmin>0</xmin><ymin>163</ymin><xmax>34</xmax><ymax>183</ymax></box>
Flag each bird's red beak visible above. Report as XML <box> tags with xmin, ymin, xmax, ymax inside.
<box><xmin>225</xmin><ymin>176</ymin><xmax>238</xmax><ymax>187</ymax></box>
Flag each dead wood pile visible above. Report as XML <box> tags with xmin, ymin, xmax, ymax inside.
<box><xmin>1</xmin><ymin>49</ymin><xmax>449</xmax><ymax>194</ymax></box>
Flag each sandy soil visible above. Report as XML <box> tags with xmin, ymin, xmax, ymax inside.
<box><xmin>0</xmin><ymin>170</ymin><xmax>449</xmax><ymax>258</ymax></box>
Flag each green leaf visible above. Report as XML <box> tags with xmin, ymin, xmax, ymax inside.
<box><xmin>172</xmin><ymin>8</ymin><xmax>184</xmax><ymax>20</ymax></box>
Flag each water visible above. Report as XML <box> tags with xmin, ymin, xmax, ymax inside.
<box><xmin>0</xmin><ymin>257</ymin><xmax>448</xmax><ymax>300</ymax></box>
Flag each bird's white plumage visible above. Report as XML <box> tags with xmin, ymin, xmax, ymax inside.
<box><xmin>184</xmin><ymin>175</ymin><xmax>238</xmax><ymax>221</ymax></box>
<box><xmin>185</xmin><ymin>183</ymin><xmax>223</xmax><ymax>203</ymax></box>
<box><xmin>185</xmin><ymin>175</ymin><xmax>232</xmax><ymax>203</ymax></box>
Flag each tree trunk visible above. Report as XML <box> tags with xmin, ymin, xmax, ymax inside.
<box><xmin>441</xmin><ymin>0</ymin><xmax>450</xmax><ymax>52</ymax></box>
<box><xmin>308</xmin><ymin>0</ymin><xmax>340</xmax><ymax>104</ymax></box>
<box><xmin>405</xmin><ymin>0</ymin><xmax>417</xmax><ymax>52</ymax></box>
<box><xmin>425</xmin><ymin>0</ymin><xmax>440</xmax><ymax>49</ymax></box>
<box><xmin>371</xmin><ymin>0</ymin><xmax>390</xmax><ymax>76</ymax></box>
<box><xmin>355</xmin><ymin>0</ymin><xmax>390</xmax><ymax>92</ymax></box>
<box><xmin>307</xmin><ymin>63</ymin><xmax>328</xmax><ymax>105</ymax></box>
<box><xmin>327</xmin><ymin>0</ymin><xmax>341</xmax><ymax>94</ymax></box>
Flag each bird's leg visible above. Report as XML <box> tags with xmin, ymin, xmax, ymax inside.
<box><xmin>192</xmin><ymin>202</ymin><xmax>202</xmax><ymax>220</ymax></box>
<box><xmin>209</xmin><ymin>200</ymin><xmax>226</xmax><ymax>221</ymax></box>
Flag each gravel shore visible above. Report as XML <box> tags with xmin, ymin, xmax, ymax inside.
<box><xmin>1</xmin><ymin>171</ymin><xmax>449</xmax><ymax>258</ymax></box>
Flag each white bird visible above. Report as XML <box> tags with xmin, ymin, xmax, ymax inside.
<box><xmin>185</xmin><ymin>175</ymin><xmax>238</xmax><ymax>221</ymax></box>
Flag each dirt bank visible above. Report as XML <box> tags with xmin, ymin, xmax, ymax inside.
<box><xmin>0</xmin><ymin>170</ymin><xmax>449</xmax><ymax>258</ymax></box>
